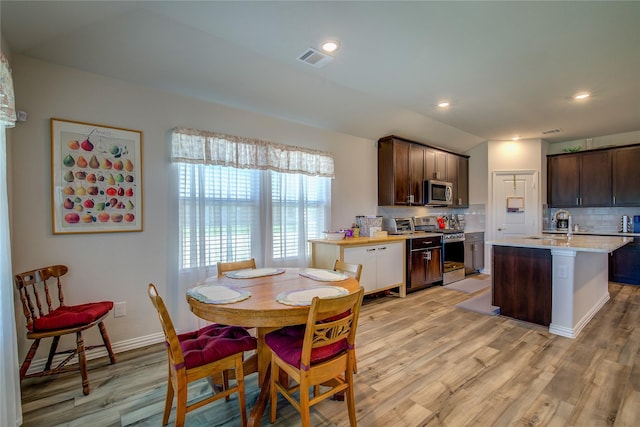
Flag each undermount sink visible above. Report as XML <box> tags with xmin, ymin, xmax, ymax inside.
<box><xmin>525</xmin><ymin>235</ymin><xmax>568</xmax><ymax>241</ymax></box>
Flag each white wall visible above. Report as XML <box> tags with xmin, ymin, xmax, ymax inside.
<box><xmin>9</xmin><ymin>55</ymin><xmax>378</xmax><ymax>359</ymax></box>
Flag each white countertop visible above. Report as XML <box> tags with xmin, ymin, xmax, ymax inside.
<box><xmin>543</xmin><ymin>229</ymin><xmax>640</xmax><ymax>237</ymax></box>
<box><xmin>488</xmin><ymin>234</ymin><xmax>632</xmax><ymax>253</ymax></box>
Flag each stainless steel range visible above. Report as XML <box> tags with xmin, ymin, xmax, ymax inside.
<box><xmin>441</xmin><ymin>230</ymin><xmax>466</xmax><ymax>285</ymax></box>
<box><xmin>414</xmin><ymin>216</ymin><xmax>466</xmax><ymax>285</ymax></box>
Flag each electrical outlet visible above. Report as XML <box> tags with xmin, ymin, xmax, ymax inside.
<box><xmin>114</xmin><ymin>301</ymin><xmax>126</xmax><ymax>318</ymax></box>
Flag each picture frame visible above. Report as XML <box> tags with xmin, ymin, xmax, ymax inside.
<box><xmin>506</xmin><ymin>196</ymin><xmax>525</xmax><ymax>213</ymax></box>
<box><xmin>50</xmin><ymin>118</ymin><xmax>143</xmax><ymax>234</ymax></box>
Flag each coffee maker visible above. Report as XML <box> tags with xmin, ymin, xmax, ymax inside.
<box><xmin>553</xmin><ymin>210</ymin><xmax>571</xmax><ymax>231</ymax></box>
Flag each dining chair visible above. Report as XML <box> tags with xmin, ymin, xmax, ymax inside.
<box><xmin>333</xmin><ymin>260</ymin><xmax>362</xmax><ymax>282</ymax></box>
<box><xmin>265</xmin><ymin>287</ymin><xmax>365</xmax><ymax>427</ymax></box>
<box><xmin>217</xmin><ymin>258</ymin><xmax>257</xmax><ymax>277</ymax></box>
<box><xmin>147</xmin><ymin>283</ymin><xmax>256</xmax><ymax>427</ymax></box>
<box><xmin>14</xmin><ymin>264</ymin><xmax>117</xmax><ymax>395</ymax></box>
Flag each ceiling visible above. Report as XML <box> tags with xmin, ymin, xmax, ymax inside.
<box><xmin>2</xmin><ymin>1</ymin><xmax>640</xmax><ymax>153</ymax></box>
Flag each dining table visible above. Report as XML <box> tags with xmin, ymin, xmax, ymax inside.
<box><xmin>186</xmin><ymin>267</ymin><xmax>360</xmax><ymax>427</ymax></box>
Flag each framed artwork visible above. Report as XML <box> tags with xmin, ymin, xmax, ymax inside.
<box><xmin>506</xmin><ymin>196</ymin><xmax>525</xmax><ymax>213</ymax></box>
<box><xmin>50</xmin><ymin>118</ymin><xmax>143</xmax><ymax>234</ymax></box>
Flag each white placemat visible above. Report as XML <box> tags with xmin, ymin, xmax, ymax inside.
<box><xmin>276</xmin><ymin>286</ymin><xmax>349</xmax><ymax>306</ymax></box>
<box><xmin>187</xmin><ymin>285</ymin><xmax>251</xmax><ymax>304</ymax></box>
<box><xmin>299</xmin><ymin>268</ymin><xmax>349</xmax><ymax>282</ymax></box>
<box><xmin>225</xmin><ymin>268</ymin><xmax>285</xmax><ymax>279</ymax></box>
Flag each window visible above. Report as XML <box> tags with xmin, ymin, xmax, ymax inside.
<box><xmin>178</xmin><ymin>163</ymin><xmax>331</xmax><ymax>271</ymax></box>
<box><xmin>173</xmin><ymin>128</ymin><xmax>334</xmax><ymax>273</ymax></box>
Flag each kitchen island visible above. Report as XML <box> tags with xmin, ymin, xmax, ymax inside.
<box><xmin>490</xmin><ymin>234</ymin><xmax>632</xmax><ymax>338</ymax></box>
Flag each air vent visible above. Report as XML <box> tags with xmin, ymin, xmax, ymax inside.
<box><xmin>297</xmin><ymin>48</ymin><xmax>334</xmax><ymax>68</ymax></box>
<box><xmin>541</xmin><ymin>128</ymin><xmax>561</xmax><ymax>135</ymax></box>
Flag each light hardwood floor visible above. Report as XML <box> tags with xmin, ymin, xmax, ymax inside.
<box><xmin>20</xmin><ymin>281</ymin><xmax>640</xmax><ymax>426</ymax></box>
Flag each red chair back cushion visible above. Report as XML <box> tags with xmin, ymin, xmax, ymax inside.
<box><xmin>178</xmin><ymin>324</ymin><xmax>257</xmax><ymax>369</ymax></box>
<box><xmin>32</xmin><ymin>301</ymin><xmax>113</xmax><ymax>331</ymax></box>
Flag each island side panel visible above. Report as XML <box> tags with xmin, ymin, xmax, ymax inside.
<box><xmin>492</xmin><ymin>245</ymin><xmax>553</xmax><ymax>326</ymax></box>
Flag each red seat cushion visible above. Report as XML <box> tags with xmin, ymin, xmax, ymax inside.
<box><xmin>265</xmin><ymin>325</ymin><xmax>348</xmax><ymax>369</ymax></box>
<box><xmin>32</xmin><ymin>301</ymin><xmax>114</xmax><ymax>332</ymax></box>
<box><xmin>178</xmin><ymin>324</ymin><xmax>257</xmax><ymax>369</ymax></box>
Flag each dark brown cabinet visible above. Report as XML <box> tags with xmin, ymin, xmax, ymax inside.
<box><xmin>447</xmin><ymin>154</ymin><xmax>469</xmax><ymax>207</ymax></box>
<box><xmin>464</xmin><ymin>232</ymin><xmax>484</xmax><ymax>274</ymax></box>
<box><xmin>548</xmin><ymin>150</ymin><xmax>611</xmax><ymax>207</ymax></box>
<box><xmin>409</xmin><ymin>245</ymin><xmax>442</xmax><ymax>289</ymax></box>
<box><xmin>378</xmin><ymin>135</ymin><xmax>469</xmax><ymax>207</ymax></box>
<box><xmin>425</xmin><ymin>148</ymin><xmax>447</xmax><ymax>181</ymax></box>
<box><xmin>492</xmin><ymin>246</ymin><xmax>552</xmax><ymax>326</ymax></box>
<box><xmin>378</xmin><ymin>138</ymin><xmax>426</xmax><ymax>205</ymax></box>
<box><xmin>613</xmin><ymin>145</ymin><xmax>640</xmax><ymax>206</ymax></box>
<box><xmin>609</xmin><ymin>238</ymin><xmax>640</xmax><ymax>285</ymax></box>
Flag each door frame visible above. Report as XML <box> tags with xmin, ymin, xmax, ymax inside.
<box><xmin>486</xmin><ymin>169</ymin><xmax>541</xmax><ymax>274</ymax></box>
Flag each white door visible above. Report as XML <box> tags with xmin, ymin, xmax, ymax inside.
<box><xmin>493</xmin><ymin>172</ymin><xmax>539</xmax><ymax>239</ymax></box>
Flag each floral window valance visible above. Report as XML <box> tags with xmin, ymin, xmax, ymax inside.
<box><xmin>171</xmin><ymin>127</ymin><xmax>335</xmax><ymax>178</ymax></box>
<box><xmin>0</xmin><ymin>52</ymin><xmax>17</xmax><ymax>127</ymax></box>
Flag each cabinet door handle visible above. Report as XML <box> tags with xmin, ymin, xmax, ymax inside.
<box><xmin>424</xmin><ymin>250</ymin><xmax>431</xmax><ymax>261</ymax></box>
<box><xmin>378</xmin><ymin>246</ymin><xmax>387</xmax><ymax>251</ymax></box>
<box><xmin>613</xmin><ymin>196</ymin><xmax>616</xmax><ymax>204</ymax></box>
<box><xmin>367</xmin><ymin>248</ymin><xmax>376</xmax><ymax>252</ymax></box>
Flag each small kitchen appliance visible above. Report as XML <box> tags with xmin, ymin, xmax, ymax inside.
<box><xmin>554</xmin><ymin>210</ymin><xmax>571</xmax><ymax>231</ymax></box>
<box><xmin>383</xmin><ymin>217</ymin><xmax>415</xmax><ymax>234</ymax></box>
<box><xmin>634</xmin><ymin>215</ymin><xmax>640</xmax><ymax>233</ymax></box>
<box><xmin>622</xmin><ymin>215</ymin><xmax>631</xmax><ymax>233</ymax></box>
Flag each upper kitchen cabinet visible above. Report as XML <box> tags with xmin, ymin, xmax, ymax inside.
<box><xmin>447</xmin><ymin>154</ymin><xmax>469</xmax><ymax>207</ymax></box>
<box><xmin>425</xmin><ymin>149</ymin><xmax>447</xmax><ymax>181</ymax></box>
<box><xmin>612</xmin><ymin>145</ymin><xmax>640</xmax><ymax>206</ymax></box>
<box><xmin>378</xmin><ymin>136</ymin><xmax>426</xmax><ymax>206</ymax></box>
<box><xmin>378</xmin><ymin>135</ymin><xmax>469</xmax><ymax>207</ymax></box>
<box><xmin>548</xmin><ymin>149</ymin><xmax>612</xmax><ymax>207</ymax></box>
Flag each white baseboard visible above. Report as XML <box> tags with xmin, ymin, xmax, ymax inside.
<box><xmin>26</xmin><ymin>332</ymin><xmax>165</xmax><ymax>375</ymax></box>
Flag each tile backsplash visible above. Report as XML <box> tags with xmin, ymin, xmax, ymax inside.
<box><xmin>548</xmin><ymin>207</ymin><xmax>640</xmax><ymax>233</ymax></box>
<box><xmin>375</xmin><ymin>204</ymin><xmax>486</xmax><ymax>232</ymax></box>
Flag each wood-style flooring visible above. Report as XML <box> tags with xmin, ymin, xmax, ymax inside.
<box><xmin>19</xmin><ymin>281</ymin><xmax>640</xmax><ymax>426</ymax></box>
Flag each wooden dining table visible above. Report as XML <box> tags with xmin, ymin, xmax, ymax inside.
<box><xmin>186</xmin><ymin>267</ymin><xmax>360</xmax><ymax>426</ymax></box>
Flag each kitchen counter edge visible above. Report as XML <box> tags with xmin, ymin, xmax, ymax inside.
<box><xmin>543</xmin><ymin>229</ymin><xmax>640</xmax><ymax>237</ymax></box>
<box><xmin>488</xmin><ymin>234</ymin><xmax>632</xmax><ymax>253</ymax></box>
<box><xmin>309</xmin><ymin>235</ymin><xmax>410</xmax><ymax>245</ymax></box>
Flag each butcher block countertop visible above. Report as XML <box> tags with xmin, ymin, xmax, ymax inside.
<box><xmin>308</xmin><ymin>235</ymin><xmax>408</xmax><ymax>246</ymax></box>
<box><xmin>489</xmin><ymin>234</ymin><xmax>632</xmax><ymax>253</ymax></box>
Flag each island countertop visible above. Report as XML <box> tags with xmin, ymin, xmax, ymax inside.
<box><xmin>488</xmin><ymin>234</ymin><xmax>632</xmax><ymax>253</ymax></box>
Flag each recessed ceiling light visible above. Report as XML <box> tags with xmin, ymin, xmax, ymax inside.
<box><xmin>321</xmin><ymin>41</ymin><xmax>339</xmax><ymax>53</ymax></box>
<box><xmin>437</xmin><ymin>101</ymin><xmax>450</xmax><ymax>108</ymax></box>
<box><xmin>574</xmin><ymin>92</ymin><xmax>590</xmax><ymax>100</ymax></box>
<box><xmin>512</xmin><ymin>136</ymin><xmax>520</xmax><ymax>141</ymax></box>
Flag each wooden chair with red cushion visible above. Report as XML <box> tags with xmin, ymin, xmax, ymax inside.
<box><xmin>217</xmin><ymin>258</ymin><xmax>257</xmax><ymax>277</ymax></box>
<box><xmin>14</xmin><ymin>264</ymin><xmax>117</xmax><ymax>395</ymax></box>
<box><xmin>265</xmin><ymin>287</ymin><xmax>365</xmax><ymax>427</ymax></box>
<box><xmin>147</xmin><ymin>283</ymin><xmax>257</xmax><ymax>427</ymax></box>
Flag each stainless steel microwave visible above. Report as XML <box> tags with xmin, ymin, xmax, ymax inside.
<box><xmin>424</xmin><ymin>180</ymin><xmax>453</xmax><ymax>206</ymax></box>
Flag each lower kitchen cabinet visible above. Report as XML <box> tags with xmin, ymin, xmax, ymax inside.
<box><xmin>464</xmin><ymin>232</ymin><xmax>485</xmax><ymax>274</ymax></box>
<box><xmin>310</xmin><ymin>239</ymin><xmax>406</xmax><ymax>297</ymax></box>
<box><xmin>609</xmin><ymin>238</ymin><xmax>640</xmax><ymax>285</ymax></box>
